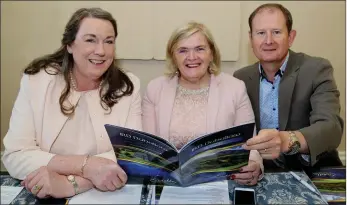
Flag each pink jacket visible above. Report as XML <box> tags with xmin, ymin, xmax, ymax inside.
<box><xmin>142</xmin><ymin>72</ymin><xmax>263</xmax><ymax>172</ymax></box>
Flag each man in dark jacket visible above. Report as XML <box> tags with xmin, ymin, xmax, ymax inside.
<box><xmin>234</xmin><ymin>3</ymin><xmax>343</xmax><ymax>174</ymax></box>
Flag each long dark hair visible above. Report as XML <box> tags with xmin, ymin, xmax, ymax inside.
<box><xmin>23</xmin><ymin>8</ymin><xmax>134</xmax><ymax>116</ymax></box>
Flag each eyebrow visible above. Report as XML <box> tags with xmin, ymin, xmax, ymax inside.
<box><xmin>177</xmin><ymin>45</ymin><xmax>208</xmax><ymax>49</ymax></box>
<box><xmin>255</xmin><ymin>28</ymin><xmax>282</xmax><ymax>31</ymax></box>
<box><xmin>83</xmin><ymin>34</ymin><xmax>115</xmax><ymax>39</ymax></box>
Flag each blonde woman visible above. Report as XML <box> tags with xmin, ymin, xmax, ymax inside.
<box><xmin>142</xmin><ymin>22</ymin><xmax>263</xmax><ymax>185</ymax></box>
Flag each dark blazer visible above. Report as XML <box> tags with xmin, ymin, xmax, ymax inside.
<box><xmin>234</xmin><ymin>50</ymin><xmax>343</xmax><ymax>172</ymax></box>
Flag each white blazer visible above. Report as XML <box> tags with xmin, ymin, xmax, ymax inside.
<box><xmin>2</xmin><ymin>68</ymin><xmax>142</xmax><ymax>180</ymax></box>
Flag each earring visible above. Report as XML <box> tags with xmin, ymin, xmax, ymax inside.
<box><xmin>67</xmin><ymin>46</ymin><xmax>72</xmax><ymax>54</ymax></box>
<box><xmin>208</xmin><ymin>64</ymin><xmax>213</xmax><ymax>74</ymax></box>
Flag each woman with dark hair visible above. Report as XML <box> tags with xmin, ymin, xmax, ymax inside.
<box><xmin>2</xmin><ymin>7</ymin><xmax>142</xmax><ymax>198</ymax></box>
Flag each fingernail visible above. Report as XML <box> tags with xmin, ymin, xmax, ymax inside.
<box><xmin>231</xmin><ymin>174</ymin><xmax>236</xmax><ymax>180</ymax></box>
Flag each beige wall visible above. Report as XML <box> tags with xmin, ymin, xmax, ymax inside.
<box><xmin>1</xmin><ymin>1</ymin><xmax>345</xmax><ymax>152</ymax></box>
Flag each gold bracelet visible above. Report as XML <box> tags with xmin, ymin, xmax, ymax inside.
<box><xmin>81</xmin><ymin>155</ymin><xmax>90</xmax><ymax>177</ymax></box>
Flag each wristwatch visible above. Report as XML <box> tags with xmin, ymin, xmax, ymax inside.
<box><xmin>67</xmin><ymin>175</ymin><xmax>79</xmax><ymax>195</ymax></box>
<box><xmin>284</xmin><ymin>131</ymin><xmax>301</xmax><ymax>155</ymax></box>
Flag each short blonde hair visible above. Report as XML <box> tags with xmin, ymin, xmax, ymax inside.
<box><xmin>165</xmin><ymin>21</ymin><xmax>221</xmax><ymax>77</ymax></box>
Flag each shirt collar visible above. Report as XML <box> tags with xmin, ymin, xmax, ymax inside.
<box><xmin>259</xmin><ymin>52</ymin><xmax>290</xmax><ymax>81</ymax></box>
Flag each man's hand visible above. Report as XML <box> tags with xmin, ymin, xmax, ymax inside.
<box><xmin>242</xmin><ymin>129</ymin><xmax>288</xmax><ymax>159</ymax></box>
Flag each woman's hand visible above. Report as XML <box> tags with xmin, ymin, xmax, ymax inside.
<box><xmin>230</xmin><ymin>160</ymin><xmax>262</xmax><ymax>186</ymax></box>
<box><xmin>21</xmin><ymin>166</ymin><xmax>74</xmax><ymax>198</ymax></box>
<box><xmin>83</xmin><ymin>156</ymin><xmax>127</xmax><ymax>191</ymax></box>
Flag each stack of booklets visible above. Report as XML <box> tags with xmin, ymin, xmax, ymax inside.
<box><xmin>105</xmin><ymin>122</ymin><xmax>255</xmax><ymax>187</ymax></box>
<box><xmin>311</xmin><ymin>167</ymin><xmax>346</xmax><ymax>205</ymax></box>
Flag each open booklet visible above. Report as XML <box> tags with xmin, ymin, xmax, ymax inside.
<box><xmin>105</xmin><ymin>122</ymin><xmax>255</xmax><ymax>187</ymax></box>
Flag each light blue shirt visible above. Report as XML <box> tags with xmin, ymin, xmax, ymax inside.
<box><xmin>259</xmin><ymin>54</ymin><xmax>288</xmax><ymax>130</ymax></box>
<box><xmin>258</xmin><ymin>53</ymin><xmax>310</xmax><ymax>164</ymax></box>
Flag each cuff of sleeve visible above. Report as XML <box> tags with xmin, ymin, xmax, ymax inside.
<box><xmin>4</xmin><ymin>151</ymin><xmax>56</xmax><ymax>180</ymax></box>
<box><xmin>94</xmin><ymin>149</ymin><xmax>117</xmax><ymax>163</ymax></box>
<box><xmin>258</xmin><ymin>162</ymin><xmax>265</xmax><ymax>181</ymax></box>
<box><xmin>298</xmin><ymin>154</ymin><xmax>311</xmax><ymax>166</ymax></box>
<box><xmin>249</xmin><ymin>150</ymin><xmax>264</xmax><ymax>181</ymax></box>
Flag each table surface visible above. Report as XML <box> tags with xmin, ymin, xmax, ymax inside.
<box><xmin>1</xmin><ymin>171</ymin><xmax>329</xmax><ymax>205</ymax></box>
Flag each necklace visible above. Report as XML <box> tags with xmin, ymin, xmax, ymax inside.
<box><xmin>177</xmin><ymin>84</ymin><xmax>209</xmax><ymax>95</ymax></box>
<box><xmin>69</xmin><ymin>70</ymin><xmax>78</xmax><ymax>91</ymax></box>
<box><xmin>69</xmin><ymin>70</ymin><xmax>104</xmax><ymax>91</ymax></box>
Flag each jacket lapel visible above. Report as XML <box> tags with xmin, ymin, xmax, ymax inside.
<box><xmin>87</xmin><ymin>90</ymin><xmax>106</xmax><ymax>134</ymax></box>
<box><xmin>158</xmin><ymin>76</ymin><xmax>177</xmax><ymax>138</ymax></box>
<box><xmin>42</xmin><ymin>79</ymin><xmax>81</xmax><ymax>151</ymax></box>
<box><xmin>279</xmin><ymin>50</ymin><xmax>301</xmax><ymax>130</ymax></box>
<box><xmin>86</xmin><ymin>89</ymin><xmax>115</xmax><ymax>153</ymax></box>
<box><xmin>246</xmin><ymin>64</ymin><xmax>261</xmax><ymax>132</ymax></box>
<box><xmin>206</xmin><ymin>74</ymin><xmax>220</xmax><ymax>133</ymax></box>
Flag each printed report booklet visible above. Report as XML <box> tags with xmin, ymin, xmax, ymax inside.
<box><xmin>105</xmin><ymin>122</ymin><xmax>255</xmax><ymax>187</ymax></box>
<box><xmin>311</xmin><ymin>167</ymin><xmax>346</xmax><ymax>205</ymax></box>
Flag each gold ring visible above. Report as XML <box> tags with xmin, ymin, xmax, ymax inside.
<box><xmin>34</xmin><ymin>185</ymin><xmax>42</xmax><ymax>191</ymax></box>
<box><xmin>32</xmin><ymin>184</ymin><xmax>42</xmax><ymax>194</ymax></box>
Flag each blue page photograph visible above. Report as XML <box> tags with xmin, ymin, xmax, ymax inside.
<box><xmin>105</xmin><ymin>122</ymin><xmax>255</xmax><ymax>187</ymax></box>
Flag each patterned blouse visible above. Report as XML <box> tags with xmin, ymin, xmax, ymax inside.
<box><xmin>168</xmin><ymin>84</ymin><xmax>209</xmax><ymax>149</ymax></box>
